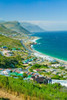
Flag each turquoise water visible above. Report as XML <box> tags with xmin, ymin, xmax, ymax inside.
<box><xmin>32</xmin><ymin>31</ymin><xmax>67</xmax><ymax>61</ymax></box>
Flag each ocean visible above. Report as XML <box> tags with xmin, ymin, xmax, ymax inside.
<box><xmin>32</xmin><ymin>31</ymin><xmax>67</xmax><ymax>61</ymax></box>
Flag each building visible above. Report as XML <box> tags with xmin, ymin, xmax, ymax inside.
<box><xmin>31</xmin><ymin>76</ymin><xmax>51</xmax><ymax>84</ymax></box>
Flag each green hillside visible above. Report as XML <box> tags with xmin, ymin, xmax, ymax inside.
<box><xmin>0</xmin><ymin>35</ymin><xmax>25</xmax><ymax>68</ymax></box>
<box><xmin>0</xmin><ymin>76</ymin><xmax>67</xmax><ymax>100</ymax></box>
<box><xmin>2</xmin><ymin>21</ymin><xmax>31</xmax><ymax>35</ymax></box>
<box><xmin>0</xmin><ymin>24</ymin><xmax>18</xmax><ymax>36</ymax></box>
<box><xmin>0</xmin><ymin>34</ymin><xmax>23</xmax><ymax>50</ymax></box>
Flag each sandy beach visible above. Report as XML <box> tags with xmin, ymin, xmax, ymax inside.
<box><xmin>31</xmin><ymin>37</ymin><xmax>40</xmax><ymax>43</ymax></box>
<box><xmin>31</xmin><ymin>38</ymin><xmax>67</xmax><ymax>64</ymax></box>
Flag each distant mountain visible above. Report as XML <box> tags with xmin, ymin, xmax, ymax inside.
<box><xmin>21</xmin><ymin>22</ymin><xmax>45</xmax><ymax>33</ymax></box>
<box><xmin>2</xmin><ymin>21</ymin><xmax>31</xmax><ymax>35</ymax></box>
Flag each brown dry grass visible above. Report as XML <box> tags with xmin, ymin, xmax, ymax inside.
<box><xmin>0</xmin><ymin>89</ymin><xmax>38</xmax><ymax>100</ymax></box>
<box><xmin>0</xmin><ymin>89</ymin><xmax>23</xmax><ymax>100</ymax></box>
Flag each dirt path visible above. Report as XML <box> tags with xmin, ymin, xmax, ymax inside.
<box><xmin>0</xmin><ymin>90</ymin><xmax>23</xmax><ymax>100</ymax></box>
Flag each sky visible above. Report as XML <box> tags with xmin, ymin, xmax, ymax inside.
<box><xmin>0</xmin><ymin>0</ymin><xmax>67</xmax><ymax>31</ymax></box>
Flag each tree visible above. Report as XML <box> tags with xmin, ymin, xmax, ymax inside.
<box><xmin>23</xmin><ymin>73</ymin><xmax>28</xmax><ymax>78</ymax></box>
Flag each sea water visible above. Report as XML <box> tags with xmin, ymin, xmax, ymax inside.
<box><xmin>32</xmin><ymin>31</ymin><xmax>67</xmax><ymax>61</ymax></box>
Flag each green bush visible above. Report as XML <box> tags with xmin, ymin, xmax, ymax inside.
<box><xmin>0</xmin><ymin>75</ymin><xmax>66</xmax><ymax>100</ymax></box>
<box><xmin>0</xmin><ymin>98</ymin><xmax>9</xmax><ymax>100</ymax></box>
<box><xmin>23</xmin><ymin>73</ymin><xmax>28</xmax><ymax>78</ymax></box>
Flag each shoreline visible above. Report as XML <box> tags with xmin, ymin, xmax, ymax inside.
<box><xmin>31</xmin><ymin>37</ymin><xmax>67</xmax><ymax>64</ymax></box>
<box><xmin>52</xmin><ymin>79</ymin><xmax>67</xmax><ymax>87</ymax></box>
<box><xmin>31</xmin><ymin>37</ymin><xmax>40</xmax><ymax>43</ymax></box>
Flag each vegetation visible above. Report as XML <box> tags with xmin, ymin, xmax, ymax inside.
<box><xmin>0</xmin><ymin>98</ymin><xmax>9</xmax><ymax>100</ymax></box>
<box><xmin>49</xmin><ymin>61</ymin><xmax>59</xmax><ymax>64</ymax></box>
<box><xmin>29</xmin><ymin>64</ymin><xmax>48</xmax><ymax>71</ymax></box>
<box><xmin>0</xmin><ymin>21</ymin><xmax>67</xmax><ymax>100</ymax></box>
<box><xmin>0</xmin><ymin>75</ymin><xmax>66</xmax><ymax>100</ymax></box>
<box><xmin>0</xmin><ymin>54</ymin><xmax>26</xmax><ymax>69</ymax></box>
<box><xmin>59</xmin><ymin>66</ymin><xmax>65</xmax><ymax>70</ymax></box>
<box><xmin>0</xmin><ymin>35</ymin><xmax>23</xmax><ymax>50</ymax></box>
<box><xmin>23</xmin><ymin>73</ymin><xmax>28</xmax><ymax>78</ymax></box>
<box><xmin>51</xmin><ymin>75</ymin><xmax>67</xmax><ymax>80</ymax></box>
<box><xmin>1</xmin><ymin>21</ymin><xmax>30</xmax><ymax>35</ymax></box>
<box><xmin>0</xmin><ymin>35</ymin><xmax>28</xmax><ymax>69</ymax></box>
<box><xmin>0</xmin><ymin>24</ymin><xmax>18</xmax><ymax>36</ymax></box>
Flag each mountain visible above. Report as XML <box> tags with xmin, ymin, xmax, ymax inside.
<box><xmin>2</xmin><ymin>21</ymin><xmax>31</xmax><ymax>35</ymax></box>
<box><xmin>0</xmin><ymin>34</ymin><xmax>23</xmax><ymax>49</ymax></box>
<box><xmin>0</xmin><ymin>24</ymin><xmax>19</xmax><ymax>36</ymax></box>
<box><xmin>21</xmin><ymin>22</ymin><xmax>45</xmax><ymax>33</ymax></box>
<box><xmin>0</xmin><ymin>20</ymin><xmax>5</xmax><ymax>23</ymax></box>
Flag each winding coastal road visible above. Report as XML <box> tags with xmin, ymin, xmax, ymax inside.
<box><xmin>20</xmin><ymin>40</ymin><xmax>32</xmax><ymax>57</ymax></box>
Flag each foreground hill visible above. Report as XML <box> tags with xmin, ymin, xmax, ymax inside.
<box><xmin>2</xmin><ymin>21</ymin><xmax>31</xmax><ymax>35</ymax></box>
<box><xmin>0</xmin><ymin>76</ymin><xmax>67</xmax><ymax>100</ymax></box>
<box><xmin>21</xmin><ymin>22</ymin><xmax>45</xmax><ymax>33</ymax></box>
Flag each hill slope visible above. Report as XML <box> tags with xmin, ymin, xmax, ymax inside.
<box><xmin>21</xmin><ymin>22</ymin><xmax>45</xmax><ymax>33</ymax></box>
<box><xmin>0</xmin><ymin>24</ymin><xmax>19</xmax><ymax>36</ymax></box>
<box><xmin>2</xmin><ymin>21</ymin><xmax>31</xmax><ymax>35</ymax></box>
<box><xmin>0</xmin><ymin>34</ymin><xmax>23</xmax><ymax>49</ymax></box>
<box><xmin>0</xmin><ymin>20</ymin><xmax>5</xmax><ymax>23</ymax></box>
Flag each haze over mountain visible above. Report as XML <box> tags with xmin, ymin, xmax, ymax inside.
<box><xmin>27</xmin><ymin>21</ymin><xmax>67</xmax><ymax>31</ymax></box>
<box><xmin>21</xmin><ymin>22</ymin><xmax>45</xmax><ymax>33</ymax></box>
<box><xmin>0</xmin><ymin>21</ymin><xmax>45</xmax><ymax>36</ymax></box>
<box><xmin>2</xmin><ymin>21</ymin><xmax>31</xmax><ymax>35</ymax></box>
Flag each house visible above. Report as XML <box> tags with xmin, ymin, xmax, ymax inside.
<box><xmin>2</xmin><ymin>70</ymin><xmax>11</xmax><ymax>75</ymax></box>
<box><xmin>27</xmin><ymin>72</ymin><xmax>32</xmax><ymax>75</ymax></box>
<box><xmin>2</xmin><ymin>46</ymin><xmax>7</xmax><ymax>49</ymax></box>
<box><xmin>47</xmin><ymin>78</ymin><xmax>52</xmax><ymax>84</ymax></box>
<box><xmin>33</xmin><ymin>69</ymin><xmax>37</xmax><ymax>72</ymax></box>
<box><xmin>31</xmin><ymin>76</ymin><xmax>49</xmax><ymax>84</ymax></box>
<box><xmin>32</xmin><ymin>73</ymin><xmax>39</xmax><ymax>76</ymax></box>
<box><xmin>12</xmin><ymin>48</ymin><xmax>16</xmax><ymax>51</ymax></box>
<box><xmin>51</xmin><ymin>64</ymin><xmax>60</xmax><ymax>68</ymax></box>
<box><xmin>23</xmin><ymin>60</ymin><xmax>29</xmax><ymax>64</ymax></box>
<box><xmin>36</xmin><ymin>69</ymin><xmax>41</xmax><ymax>72</ymax></box>
<box><xmin>23</xmin><ymin>58</ymin><xmax>35</xmax><ymax>64</ymax></box>
<box><xmin>2</xmin><ymin>50</ymin><xmax>13</xmax><ymax>57</ymax></box>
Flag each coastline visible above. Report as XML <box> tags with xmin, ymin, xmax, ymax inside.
<box><xmin>31</xmin><ymin>37</ymin><xmax>67</xmax><ymax>64</ymax></box>
<box><xmin>52</xmin><ymin>79</ymin><xmax>67</xmax><ymax>87</ymax></box>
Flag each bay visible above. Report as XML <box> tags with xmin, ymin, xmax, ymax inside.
<box><xmin>32</xmin><ymin>31</ymin><xmax>67</xmax><ymax>61</ymax></box>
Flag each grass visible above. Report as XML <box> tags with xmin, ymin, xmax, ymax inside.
<box><xmin>0</xmin><ymin>98</ymin><xmax>9</xmax><ymax>100</ymax></box>
<box><xmin>0</xmin><ymin>34</ymin><xmax>23</xmax><ymax>50</ymax></box>
<box><xmin>0</xmin><ymin>24</ymin><xmax>18</xmax><ymax>36</ymax></box>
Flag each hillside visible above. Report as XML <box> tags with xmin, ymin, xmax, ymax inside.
<box><xmin>0</xmin><ymin>76</ymin><xmax>67</xmax><ymax>100</ymax></box>
<box><xmin>0</xmin><ymin>34</ymin><xmax>23</xmax><ymax>49</ymax></box>
<box><xmin>0</xmin><ymin>24</ymin><xmax>19</xmax><ymax>36</ymax></box>
<box><xmin>2</xmin><ymin>21</ymin><xmax>31</xmax><ymax>35</ymax></box>
<box><xmin>0</xmin><ymin>34</ymin><xmax>26</xmax><ymax>68</ymax></box>
<box><xmin>0</xmin><ymin>20</ymin><xmax>5</xmax><ymax>23</ymax></box>
<box><xmin>21</xmin><ymin>22</ymin><xmax>45</xmax><ymax>33</ymax></box>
